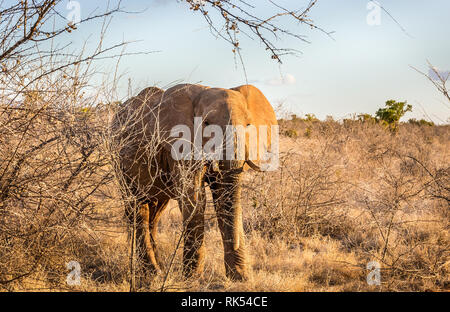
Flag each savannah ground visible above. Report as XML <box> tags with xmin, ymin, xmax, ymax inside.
<box><xmin>2</xmin><ymin>112</ymin><xmax>448</xmax><ymax>292</ymax></box>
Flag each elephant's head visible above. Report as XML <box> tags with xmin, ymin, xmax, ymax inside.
<box><xmin>193</xmin><ymin>85</ymin><xmax>278</xmax><ymax>172</ymax></box>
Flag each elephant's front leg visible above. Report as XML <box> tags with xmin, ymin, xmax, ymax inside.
<box><xmin>210</xmin><ymin>173</ymin><xmax>249</xmax><ymax>281</ymax></box>
<box><xmin>178</xmin><ymin>170</ymin><xmax>206</xmax><ymax>278</ymax></box>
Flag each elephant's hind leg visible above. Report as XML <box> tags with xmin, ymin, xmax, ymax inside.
<box><xmin>136</xmin><ymin>199</ymin><xmax>169</xmax><ymax>275</ymax></box>
<box><xmin>148</xmin><ymin>199</ymin><xmax>169</xmax><ymax>270</ymax></box>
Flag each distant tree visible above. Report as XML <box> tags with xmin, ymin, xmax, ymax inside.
<box><xmin>408</xmin><ymin>118</ymin><xmax>435</xmax><ymax>127</ymax></box>
<box><xmin>357</xmin><ymin>113</ymin><xmax>377</xmax><ymax>124</ymax></box>
<box><xmin>304</xmin><ymin>113</ymin><xmax>319</xmax><ymax>122</ymax></box>
<box><xmin>375</xmin><ymin>100</ymin><xmax>412</xmax><ymax>132</ymax></box>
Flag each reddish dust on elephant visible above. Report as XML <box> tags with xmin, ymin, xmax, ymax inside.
<box><xmin>112</xmin><ymin>84</ymin><xmax>278</xmax><ymax>282</ymax></box>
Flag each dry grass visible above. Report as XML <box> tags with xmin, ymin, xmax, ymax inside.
<box><xmin>1</xmin><ymin>113</ymin><xmax>448</xmax><ymax>292</ymax></box>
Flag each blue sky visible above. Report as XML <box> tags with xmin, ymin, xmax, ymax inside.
<box><xmin>65</xmin><ymin>0</ymin><xmax>450</xmax><ymax>122</ymax></box>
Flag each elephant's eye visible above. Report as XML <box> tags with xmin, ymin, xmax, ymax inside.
<box><xmin>204</xmin><ymin>121</ymin><xmax>210</xmax><ymax>126</ymax></box>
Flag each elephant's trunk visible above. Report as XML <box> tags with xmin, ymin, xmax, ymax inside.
<box><xmin>217</xmin><ymin>173</ymin><xmax>248</xmax><ymax>280</ymax></box>
<box><xmin>212</xmin><ymin>142</ymin><xmax>249</xmax><ymax>281</ymax></box>
<box><xmin>215</xmin><ymin>172</ymin><xmax>242</xmax><ymax>250</ymax></box>
<box><xmin>246</xmin><ymin>160</ymin><xmax>262</xmax><ymax>171</ymax></box>
<box><xmin>229</xmin><ymin>180</ymin><xmax>242</xmax><ymax>251</ymax></box>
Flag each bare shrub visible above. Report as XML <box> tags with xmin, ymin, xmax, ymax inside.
<box><xmin>243</xmin><ymin>142</ymin><xmax>349</xmax><ymax>241</ymax></box>
<box><xmin>238</xmin><ymin>116</ymin><xmax>449</xmax><ymax>291</ymax></box>
<box><xmin>0</xmin><ymin>1</ymin><xmax>130</xmax><ymax>290</ymax></box>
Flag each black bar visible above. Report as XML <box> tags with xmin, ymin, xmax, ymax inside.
<box><xmin>0</xmin><ymin>292</ymin><xmax>447</xmax><ymax>311</ymax></box>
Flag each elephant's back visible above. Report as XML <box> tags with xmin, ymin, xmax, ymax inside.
<box><xmin>111</xmin><ymin>86</ymin><xmax>165</xmax><ymax>132</ymax></box>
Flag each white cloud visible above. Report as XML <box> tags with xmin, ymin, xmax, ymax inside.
<box><xmin>264</xmin><ymin>73</ymin><xmax>296</xmax><ymax>86</ymax></box>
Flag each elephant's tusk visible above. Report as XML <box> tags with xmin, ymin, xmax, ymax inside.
<box><xmin>233</xmin><ymin>235</ymin><xmax>240</xmax><ymax>251</ymax></box>
<box><xmin>246</xmin><ymin>159</ymin><xmax>261</xmax><ymax>171</ymax></box>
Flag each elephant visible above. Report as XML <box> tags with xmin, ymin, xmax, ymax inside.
<box><xmin>112</xmin><ymin>83</ymin><xmax>278</xmax><ymax>282</ymax></box>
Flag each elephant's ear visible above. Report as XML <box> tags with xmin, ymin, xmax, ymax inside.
<box><xmin>231</xmin><ymin>85</ymin><xmax>277</xmax><ymax>127</ymax></box>
<box><xmin>156</xmin><ymin>83</ymin><xmax>209</xmax><ymax>153</ymax></box>
<box><xmin>231</xmin><ymin>85</ymin><xmax>278</xmax><ymax>171</ymax></box>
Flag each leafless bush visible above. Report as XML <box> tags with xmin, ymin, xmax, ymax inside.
<box><xmin>243</xmin><ymin>143</ymin><xmax>349</xmax><ymax>242</ymax></box>
<box><xmin>247</xmin><ymin>118</ymin><xmax>449</xmax><ymax>291</ymax></box>
<box><xmin>0</xmin><ymin>70</ymin><xmax>120</xmax><ymax>289</ymax></box>
<box><xmin>412</xmin><ymin>61</ymin><xmax>450</xmax><ymax>104</ymax></box>
<box><xmin>183</xmin><ymin>0</ymin><xmax>329</xmax><ymax>62</ymax></box>
<box><xmin>0</xmin><ymin>1</ymin><xmax>130</xmax><ymax>290</ymax></box>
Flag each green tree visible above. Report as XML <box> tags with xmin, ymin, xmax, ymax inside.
<box><xmin>375</xmin><ymin>100</ymin><xmax>412</xmax><ymax>132</ymax></box>
<box><xmin>357</xmin><ymin>113</ymin><xmax>377</xmax><ymax>124</ymax></box>
<box><xmin>408</xmin><ymin>118</ymin><xmax>434</xmax><ymax>127</ymax></box>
